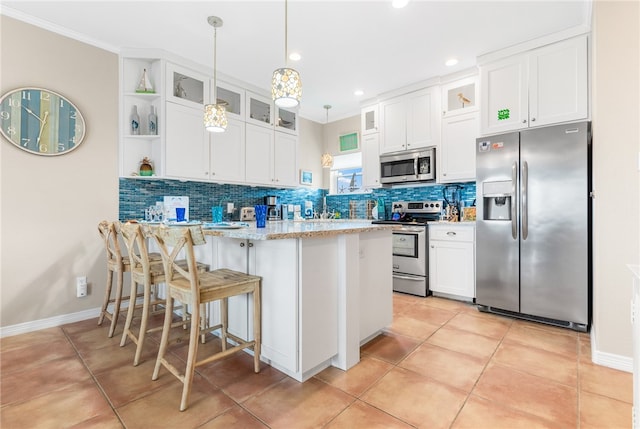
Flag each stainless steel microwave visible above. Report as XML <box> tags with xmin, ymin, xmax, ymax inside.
<box><xmin>380</xmin><ymin>147</ymin><xmax>436</xmax><ymax>184</ymax></box>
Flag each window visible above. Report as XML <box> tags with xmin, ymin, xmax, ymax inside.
<box><xmin>329</xmin><ymin>153</ymin><xmax>366</xmax><ymax>195</ymax></box>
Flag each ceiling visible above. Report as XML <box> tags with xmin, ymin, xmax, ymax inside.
<box><xmin>2</xmin><ymin>1</ymin><xmax>591</xmax><ymax>123</ymax></box>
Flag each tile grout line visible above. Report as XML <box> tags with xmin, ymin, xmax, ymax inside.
<box><xmin>60</xmin><ymin>324</ymin><xmax>127</xmax><ymax>428</ymax></box>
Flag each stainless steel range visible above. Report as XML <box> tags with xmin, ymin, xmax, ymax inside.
<box><xmin>373</xmin><ymin>200</ymin><xmax>442</xmax><ymax>296</ymax></box>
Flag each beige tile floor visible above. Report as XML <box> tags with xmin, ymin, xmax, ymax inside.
<box><xmin>0</xmin><ymin>293</ymin><xmax>633</xmax><ymax>428</ymax></box>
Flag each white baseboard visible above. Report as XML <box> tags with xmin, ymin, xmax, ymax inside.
<box><xmin>591</xmin><ymin>327</ymin><xmax>633</xmax><ymax>373</ymax></box>
<box><xmin>0</xmin><ymin>307</ymin><xmax>101</xmax><ymax>338</ymax></box>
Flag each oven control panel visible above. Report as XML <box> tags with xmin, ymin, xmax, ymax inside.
<box><xmin>393</xmin><ymin>200</ymin><xmax>443</xmax><ymax>214</ymax></box>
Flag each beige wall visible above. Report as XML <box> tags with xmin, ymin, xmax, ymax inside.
<box><xmin>298</xmin><ymin>117</ymin><xmax>324</xmax><ymax>189</ymax></box>
<box><xmin>0</xmin><ymin>16</ymin><xmax>119</xmax><ymax>327</ymax></box>
<box><xmin>592</xmin><ymin>0</ymin><xmax>640</xmax><ymax>358</ymax></box>
<box><xmin>321</xmin><ymin>115</ymin><xmax>360</xmax><ymax>189</ymax></box>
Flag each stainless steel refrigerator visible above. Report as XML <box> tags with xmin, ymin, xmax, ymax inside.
<box><xmin>475</xmin><ymin>121</ymin><xmax>591</xmax><ymax>332</ymax></box>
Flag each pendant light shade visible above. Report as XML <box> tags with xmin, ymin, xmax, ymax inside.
<box><xmin>321</xmin><ymin>104</ymin><xmax>333</xmax><ymax>168</ymax></box>
<box><xmin>272</xmin><ymin>67</ymin><xmax>302</xmax><ymax>108</ymax></box>
<box><xmin>204</xmin><ymin>16</ymin><xmax>227</xmax><ymax>132</ymax></box>
<box><xmin>204</xmin><ymin>104</ymin><xmax>228</xmax><ymax>132</ymax></box>
<box><xmin>272</xmin><ymin>0</ymin><xmax>302</xmax><ymax>108</ymax></box>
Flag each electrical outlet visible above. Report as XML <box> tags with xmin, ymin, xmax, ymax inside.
<box><xmin>76</xmin><ymin>276</ymin><xmax>87</xmax><ymax>298</ymax></box>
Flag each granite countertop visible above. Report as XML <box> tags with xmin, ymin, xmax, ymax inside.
<box><xmin>202</xmin><ymin>220</ymin><xmax>395</xmax><ymax>240</ymax></box>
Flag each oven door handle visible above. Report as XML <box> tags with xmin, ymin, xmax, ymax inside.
<box><xmin>396</xmin><ymin>228</ymin><xmax>425</xmax><ymax>234</ymax></box>
<box><xmin>393</xmin><ymin>274</ymin><xmax>425</xmax><ymax>282</ymax></box>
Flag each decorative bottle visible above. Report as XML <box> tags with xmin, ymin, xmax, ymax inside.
<box><xmin>139</xmin><ymin>157</ymin><xmax>153</xmax><ymax>176</ymax></box>
<box><xmin>148</xmin><ymin>105</ymin><xmax>157</xmax><ymax>135</ymax></box>
<box><xmin>130</xmin><ymin>105</ymin><xmax>140</xmax><ymax>135</ymax></box>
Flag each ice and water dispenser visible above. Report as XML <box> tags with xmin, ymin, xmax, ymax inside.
<box><xmin>482</xmin><ymin>180</ymin><xmax>513</xmax><ymax>220</ymax></box>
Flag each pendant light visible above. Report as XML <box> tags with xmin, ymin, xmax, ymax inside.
<box><xmin>204</xmin><ymin>16</ymin><xmax>227</xmax><ymax>132</ymax></box>
<box><xmin>321</xmin><ymin>105</ymin><xmax>333</xmax><ymax>168</ymax></box>
<box><xmin>272</xmin><ymin>0</ymin><xmax>302</xmax><ymax>108</ymax></box>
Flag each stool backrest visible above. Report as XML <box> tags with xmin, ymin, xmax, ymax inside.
<box><xmin>98</xmin><ymin>220</ymin><xmax>126</xmax><ymax>266</ymax></box>
<box><xmin>153</xmin><ymin>225</ymin><xmax>206</xmax><ymax>294</ymax></box>
<box><xmin>120</xmin><ymin>222</ymin><xmax>154</xmax><ymax>274</ymax></box>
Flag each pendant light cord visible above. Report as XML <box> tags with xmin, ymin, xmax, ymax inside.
<box><xmin>213</xmin><ymin>24</ymin><xmax>218</xmax><ymax>102</ymax></box>
<box><xmin>284</xmin><ymin>0</ymin><xmax>288</xmax><ymax>65</ymax></box>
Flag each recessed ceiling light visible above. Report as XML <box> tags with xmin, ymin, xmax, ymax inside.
<box><xmin>354</xmin><ymin>89</ymin><xmax>364</xmax><ymax>96</ymax></box>
<box><xmin>445</xmin><ymin>58</ymin><xmax>459</xmax><ymax>67</ymax></box>
<box><xmin>289</xmin><ymin>52</ymin><xmax>301</xmax><ymax>61</ymax></box>
<box><xmin>392</xmin><ymin>0</ymin><xmax>410</xmax><ymax>8</ymax></box>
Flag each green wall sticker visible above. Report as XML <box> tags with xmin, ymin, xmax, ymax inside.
<box><xmin>498</xmin><ymin>109</ymin><xmax>510</xmax><ymax>120</ymax></box>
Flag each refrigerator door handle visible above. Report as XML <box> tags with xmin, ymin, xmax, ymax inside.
<box><xmin>511</xmin><ymin>162</ymin><xmax>518</xmax><ymax>239</ymax></box>
<box><xmin>521</xmin><ymin>160</ymin><xmax>529</xmax><ymax>240</ymax></box>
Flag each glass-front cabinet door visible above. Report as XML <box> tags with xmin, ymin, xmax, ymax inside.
<box><xmin>275</xmin><ymin>106</ymin><xmax>298</xmax><ymax>135</ymax></box>
<box><xmin>246</xmin><ymin>91</ymin><xmax>274</xmax><ymax>128</ymax></box>
<box><xmin>361</xmin><ymin>104</ymin><xmax>379</xmax><ymax>135</ymax></box>
<box><xmin>215</xmin><ymin>81</ymin><xmax>244</xmax><ymax>120</ymax></box>
<box><xmin>166</xmin><ymin>62</ymin><xmax>209</xmax><ymax>108</ymax></box>
<box><xmin>441</xmin><ymin>75</ymin><xmax>478</xmax><ymax>117</ymax></box>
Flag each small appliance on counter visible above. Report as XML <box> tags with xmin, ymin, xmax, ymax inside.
<box><xmin>264</xmin><ymin>196</ymin><xmax>281</xmax><ymax>221</ymax></box>
<box><xmin>240</xmin><ymin>207</ymin><xmax>255</xmax><ymax>221</ymax></box>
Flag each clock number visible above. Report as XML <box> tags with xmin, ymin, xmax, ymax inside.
<box><xmin>22</xmin><ymin>138</ymin><xmax>31</xmax><ymax>147</ymax></box>
<box><xmin>39</xmin><ymin>143</ymin><xmax>48</xmax><ymax>153</ymax></box>
<box><xmin>60</xmin><ymin>99</ymin><xmax>65</xmax><ymax>108</ymax></box>
<box><xmin>0</xmin><ymin>111</ymin><xmax>9</xmax><ymax>120</ymax></box>
<box><xmin>7</xmin><ymin>126</ymin><xmax>16</xmax><ymax>135</ymax></box>
<box><xmin>40</xmin><ymin>92</ymin><xmax>50</xmax><ymax>101</ymax></box>
<box><xmin>70</xmin><ymin>110</ymin><xmax>77</xmax><ymax>120</ymax></box>
<box><xmin>58</xmin><ymin>142</ymin><xmax>66</xmax><ymax>152</ymax></box>
<box><xmin>22</xmin><ymin>91</ymin><xmax>31</xmax><ymax>101</ymax></box>
<box><xmin>8</xmin><ymin>98</ymin><xmax>20</xmax><ymax>108</ymax></box>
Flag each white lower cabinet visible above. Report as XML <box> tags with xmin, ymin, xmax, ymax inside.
<box><xmin>429</xmin><ymin>224</ymin><xmax>475</xmax><ymax>300</ymax></box>
<box><xmin>212</xmin><ymin>237</ymin><xmax>337</xmax><ymax>377</ymax></box>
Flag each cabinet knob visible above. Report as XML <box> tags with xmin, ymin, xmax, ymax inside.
<box><xmin>431</xmin><ymin>245</ymin><xmax>435</xmax><ymax>248</ymax></box>
<box><xmin>447</xmin><ymin>231</ymin><xmax>457</xmax><ymax>236</ymax></box>
<box><xmin>531</xmin><ymin>117</ymin><xmax>536</xmax><ymax>122</ymax></box>
<box><xmin>443</xmin><ymin>173</ymin><xmax>447</xmax><ymax>176</ymax></box>
<box><xmin>240</xmin><ymin>242</ymin><xmax>245</xmax><ymax>247</ymax></box>
<box><xmin>211</xmin><ymin>172</ymin><xmax>215</xmax><ymax>175</ymax></box>
<box><xmin>248</xmin><ymin>242</ymin><xmax>254</xmax><ymax>248</ymax></box>
<box><xmin>522</xmin><ymin>119</ymin><xmax>527</xmax><ymax>124</ymax></box>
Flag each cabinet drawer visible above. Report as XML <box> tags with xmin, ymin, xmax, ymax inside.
<box><xmin>429</xmin><ymin>226</ymin><xmax>474</xmax><ymax>242</ymax></box>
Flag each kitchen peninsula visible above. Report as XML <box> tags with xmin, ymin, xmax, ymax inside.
<box><xmin>192</xmin><ymin>220</ymin><xmax>394</xmax><ymax>382</ymax></box>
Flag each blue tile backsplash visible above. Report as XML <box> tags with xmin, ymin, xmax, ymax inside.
<box><xmin>119</xmin><ymin>178</ymin><xmax>476</xmax><ymax>221</ymax></box>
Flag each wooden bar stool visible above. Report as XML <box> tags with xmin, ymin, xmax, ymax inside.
<box><xmin>152</xmin><ymin>225</ymin><xmax>261</xmax><ymax>411</ymax></box>
<box><xmin>97</xmin><ymin>221</ymin><xmax>160</xmax><ymax>337</ymax></box>
<box><xmin>119</xmin><ymin>222</ymin><xmax>209</xmax><ymax>366</ymax></box>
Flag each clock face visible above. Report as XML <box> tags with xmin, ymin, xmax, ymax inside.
<box><xmin>0</xmin><ymin>87</ymin><xmax>86</xmax><ymax>156</ymax></box>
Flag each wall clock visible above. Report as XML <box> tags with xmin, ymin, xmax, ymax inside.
<box><xmin>0</xmin><ymin>87</ymin><xmax>86</xmax><ymax>156</ymax></box>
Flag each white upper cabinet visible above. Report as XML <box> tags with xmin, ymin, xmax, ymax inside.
<box><xmin>245</xmin><ymin>123</ymin><xmax>274</xmax><ymax>184</ymax></box>
<box><xmin>362</xmin><ymin>133</ymin><xmax>381</xmax><ymax>189</ymax></box>
<box><xmin>164</xmin><ymin>101</ymin><xmax>208</xmax><ymax>180</ymax></box>
<box><xmin>275</xmin><ymin>106</ymin><xmax>298</xmax><ymax>135</ymax></box>
<box><xmin>379</xmin><ymin>87</ymin><xmax>440</xmax><ymax>155</ymax></box>
<box><xmin>210</xmin><ymin>118</ymin><xmax>246</xmax><ymax>183</ymax></box>
<box><xmin>441</xmin><ymin>75</ymin><xmax>478</xmax><ymax>117</ymax></box>
<box><xmin>246</xmin><ymin>91</ymin><xmax>274</xmax><ymax>128</ymax></box>
<box><xmin>361</xmin><ymin>104</ymin><xmax>379</xmax><ymax>136</ymax></box>
<box><xmin>166</xmin><ymin>62</ymin><xmax>209</xmax><ymax>108</ymax></box>
<box><xmin>245</xmin><ymin>124</ymin><xmax>297</xmax><ymax>187</ymax></box>
<box><xmin>273</xmin><ymin>131</ymin><xmax>298</xmax><ymax>186</ymax></box>
<box><xmin>439</xmin><ymin>111</ymin><xmax>479</xmax><ymax>183</ymax></box>
<box><xmin>480</xmin><ymin>35</ymin><xmax>588</xmax><ymax>135</ymax></box>
<box><xmin>215</xmin><ymin>81</ymin><xmax>245</xmax><ymax>121</ymax></box>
